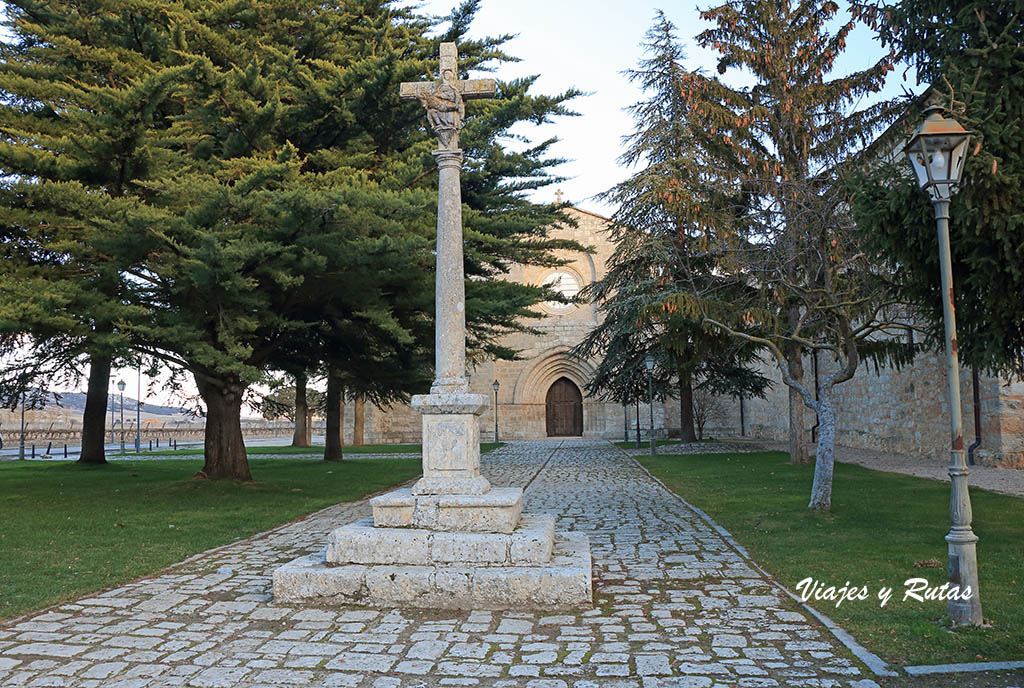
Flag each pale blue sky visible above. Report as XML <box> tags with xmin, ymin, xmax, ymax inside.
<box><xmin>415</xmin><ymin>0</ymin><xmax>920</xmax><ymax>216</ymax></box>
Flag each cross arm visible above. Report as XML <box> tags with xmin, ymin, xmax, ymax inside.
<box><xmin>399</xmin><ymin>79</ymin><xmax>497</xmax><ymax>101</ymax></box>
<box><xmin>457</xmin><ymin>79</ymin><xmax>497</xmax><ymax>99</ymax></box>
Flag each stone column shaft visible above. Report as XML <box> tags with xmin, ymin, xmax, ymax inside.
<box><xmin>432</xmin><ymin>149</ymin><xmax>468</xmax><ymax>394</ymax></box>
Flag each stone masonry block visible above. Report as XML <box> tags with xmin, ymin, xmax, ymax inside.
<box><xmin>364</xmin><ymin>567</ymin><xmax>434</xmax><ymax>605</ymax></box>
<box><xmin>371</xmin><ymin>487</ymin><xmax>522</xmax><ymax>533</ymax></box>
<box><xmin>321</xmin><ymin>514</ymin><xmax>555</xmax><ymax>567</ymax></box>
<box><xmin>271</xmin><ymin>533</ymin><xmax>592</xmax><ymax>611</ymax></box>
<box><xmin>510</xmin><ymin>515</ymin><xmax>555</xmax><ymax>564</ymax></box>
<box><xmin>429</xmin><ymin>531</ymin><xmax>509</xmax><ymax>564</ymax></box>
<box><xmin>325</xmin><ymin>519</ymin><xmax>429</xmax><ymax>566</ymax></box>
<box><xmin>272</xmin><ymin>553</ymin><xmax>366</xmax><ymax>602</ymax></box>
<box><xmin>410</xmin><ymin>393</ymin><xmax>490</xmax><ymax>495</ymax></box>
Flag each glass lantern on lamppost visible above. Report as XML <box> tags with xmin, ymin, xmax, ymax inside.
<box><xmin>644</xmin><ymin>354</ymin><xmax>656</xmax><ymax>456</ymax></box>
<box><xmin>116</xmin><ymin>379</ymin><xmax>126</xmax><ymax>454</ymax></box>
<box><xmin>902</xmin><ymin>104</ymin><xmax>982</xmax><ymax>626</ymax></box>
<box><xmin>492</xmin><ymin>379</ymin><xmax>500</xmax><ymax>443</ymax></box>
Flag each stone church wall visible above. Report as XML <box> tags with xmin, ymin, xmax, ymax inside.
<box><xmin>661</xmin><ymin>352</ymin><xmax>1024</xmax><ymax>468</ymax></box>
<box><xmin>345</xmin><ymin>203</ymin><xmax>1024</xmax><ymax>469</ymax></box>
<box><xmin>354</xmin><ymin>207</ymin><xmax>632</xmax><ymax>444</ymax></box>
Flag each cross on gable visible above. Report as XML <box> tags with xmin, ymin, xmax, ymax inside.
<box><xmin>400</xmin><ymin>42</ymin><xmax>496</xmax><ymax>149</ymax></box>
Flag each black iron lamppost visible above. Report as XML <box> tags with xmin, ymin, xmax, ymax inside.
<box><xmin>644</xmin><ymin>354</ymin><xmax>656</xmax><ymax>456</ymax></box>
<box><xmin>492</xmin><ymin>379</ymin><xmax>500</xmax><ymax>443</ymax></box>
<box><xmin>902</xmin><ymin>104</ymin><xmax>982</xmax><ymax>626</ymax></box>
<box><xmin>117</xmin><ymin>379</ymin><xmax>126</xmax><ymax>454</ymax></box>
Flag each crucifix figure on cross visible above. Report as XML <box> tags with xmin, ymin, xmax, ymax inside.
<box><xmin>400</xmin><ymin>43</ymin><xmax>496</xmax><ymax>150</ymax></box>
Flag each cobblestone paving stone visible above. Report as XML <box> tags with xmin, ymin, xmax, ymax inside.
<box><xmin>0</xmin><ymin>439</ymin><xmax>881</xmax><ymax>688</ymax></box>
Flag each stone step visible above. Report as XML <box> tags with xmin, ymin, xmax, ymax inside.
<box><xmin>326</xmin><ymin>514</ymin><xmax>554</xmax><ymax>567</ymax></box>
<box><xmin>274</xmin><ymin>533</ymin><xmax>592</xmax><ymax>611</ymax></box>
<box><xmin>370</xmin><ymin>486</ymin><xmax>522</xmax><ymax>533</ymax></box>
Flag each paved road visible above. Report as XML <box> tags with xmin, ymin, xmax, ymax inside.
<box><xmin>0</xmin><ymin>439</ymin><xmax>881</xmax><ymax>687</ymax></box>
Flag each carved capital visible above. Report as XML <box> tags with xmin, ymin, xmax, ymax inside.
<box><xmin>432</xmin><ymin>149</ymin><xmax>464</xmax><ymax>169</ymax></box>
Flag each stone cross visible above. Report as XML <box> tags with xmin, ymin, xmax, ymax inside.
<box><xmin>270</xmin><ymin>44</ymin><xmax>591</xmax><ymax>611</ymax></box>
<box><xmin>401</xmin><ymin>43</ymin><xmax>495</xmax><ymax>395</ymax></box>
<box><xmin>400</xmin><ymin>43</ymin><xmax>496</xmax><ymax>151</ymax></box>
<box><xmin>402</xmin><ymin>43</ymin><xmax>496</xmax><ymax>495</ymax></box>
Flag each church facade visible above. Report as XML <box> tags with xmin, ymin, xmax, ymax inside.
<box><xmin>343</xmin><ymin>205</ymin><xmax>1024</xmax><ymax>469</ymax></box>
<box><xmin>347</xmin><ymin>206</ymin><xmax>637</xmax><ymax>444</ymax></box>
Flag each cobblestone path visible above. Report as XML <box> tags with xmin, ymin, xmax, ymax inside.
<box><xmin>0</xmin><ymin>440</ymin><xmax>880</xmax><ymax>687</ymax></box>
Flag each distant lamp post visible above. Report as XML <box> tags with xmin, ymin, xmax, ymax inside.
<box><xmin>902</xmin><ymin>104</ymin><xmax>982</xmax><ymax>626</ymax></box>
<box><xmin>492</xmin><ymin>379</ymin><xmax>500</xmax><ymax>443</ymax></box>
<box><xmin>644</xmin><ymin>354</ymin><xmax>656</xmax><ymax>456</ymax></box>
<box><xmin>623</xmin><ymin>402</ymin><xmax>629</xmax><ymax>443</ymax></box>
<box><xmin>135</xmin><ymin>369</ymin><xmax>141</xmax><ymax>453</ymax></box>
<box><xmin>18</xmin><ymin>392</ymin><xmax>26</xmax><ymax>460</ymax></box>
<box><xmin>117</xmin><ymin>379</ymin><xmax>126</xmax><ymax>454</ymax></box>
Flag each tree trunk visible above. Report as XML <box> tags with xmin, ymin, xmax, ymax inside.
<box><xmin>808</xmin><ymin>388</ymin><xmax>836</xmax><ymax>510</ymax></box>
<box><xmin>195</xmin><ymin>376</ymin><xmax>252</xmax><ymax>481</ymax></box>
<box><xmin>353</xmin><ymin>394</ymin><xmax>365</xmax><ymax>446</ymax></box>
<box><xmin>78</xmin><ymin>353</ymin><xmax>111</xmax><ymax>464</ymax></box>
<box><xmin>785</xmin><ymin>345</ymin><xmax>809</xmax><ymax>464</ymax></box>
<box><xmin>292</xmin><ymin>373</ymin><xmax>309</xmax><ymax>447</ymax></box>
<box><xmin>678</xmin><ymin>370</ymin><xmax>697</xmax><ymax>443</ymax></box>
<box><xmin>324</xmin><ymin>367</ymin><xmax>344</xmax><ymax>462</ymax></box>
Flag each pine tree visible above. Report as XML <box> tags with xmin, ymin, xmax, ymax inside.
<box><xmin>0</xmin><ymin>1</ymin><xmax>189</xmax><ymax>463</ymax></box>
<box><xmin>849</xmin><ymin>1</ymin><xmax>1024</xmax><ymax>377</ymax></box>
<box><xmin>578</xmin><ymin>13</ymin><xmax>769</xmax><ymax>442</ymax></box>
<box><xmin>122</xmin><ymin>0</ymin><xmax>580</xmax><ymax>479</ymax></box>
<box><xmin>656</xmin><ymin>0</ymin><xmax>910</xmax><ymax>509</ymax></box>
<box><xmin>4</xmin><ymin>1</ymin><xmax>582</xmax><ymax>480</ymax></box>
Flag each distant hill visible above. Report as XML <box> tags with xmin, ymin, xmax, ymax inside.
<box><xmin>39</xmin><ymin>391</ymin><xmax>188</xmax><ymax>417</ymax></box>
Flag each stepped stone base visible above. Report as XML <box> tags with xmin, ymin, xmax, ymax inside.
<box><xmin>274</xmin><ymin>533</ymin><xmax>592</xmax><ymax>610</ymax></box>
<box><xmin>327</xmin><ymin>514</ymin><xmax>554</xmax><ymax>566</ymax></box>
<box><xmin>371</xmin><ymin>487</ymin><xmax>523</xmax><ymax>533</ymax></box>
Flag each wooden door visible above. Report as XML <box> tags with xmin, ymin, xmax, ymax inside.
<box><xmin>546</xmin><ymin>377</ymin><xmax>583</xmax><ymax>436</ymax></box>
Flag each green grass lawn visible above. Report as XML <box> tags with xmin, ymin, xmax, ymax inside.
<box><xmin>132</xmin><ymin>442</ymin><xmax>502</xmax><ymax>457</ymax></box>
<box><xmin>613</xmin><ymin>438</ymin><xmax>719</xmax><ymax>449</ymax></box>
<box><xmin>637</xmin><ymin>450</ymin><xmax>1024</xmax><ymax>667</ymax></box>
<box><xmin>0</xmin><ymin>457</ymin><xmax>422</xmax><ymax>621</ymax></box>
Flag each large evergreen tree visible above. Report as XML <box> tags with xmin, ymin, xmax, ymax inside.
<box><xmin>689</xmin><ymin>0</ymin><xmax>895</xmax><ymax>466</ymax></box>
<box><xmin>848</xmin><ymin>1</ymin><xmax>1024</xmax><ymax>377</ymax></box>
<box><xmin>0</xmin><ymin>0</ymin><xmax>189</xmax><ymax>464</ymax></box>
<box><xmin>3</xmin><ymin>1</ymin><xmax>580</xmax><ymax>480</ymax></box>
<box><xmin>653</xmin><ymin>0</ymin><xmax>911</xmax><ymax>509</ymax></box>
<box><xmin>577</xmin><ymin>13</ymin><xmax>768</xmax><ymax>442</ymax></box>
<box><xmin>118</xmin><ymin>0</ymin><xmax>578</xmax><ymax>479</ymax></box>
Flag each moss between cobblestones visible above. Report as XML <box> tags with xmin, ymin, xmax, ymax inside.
<box><xmin>0</xmin><ymin>457</ymin><xmax>421</xmax><ymax>621</ymax></box>
<box><xmin>638</xmin><ymin>450</ymin><xmax>1024</xmax><ymax>667</ymax></box>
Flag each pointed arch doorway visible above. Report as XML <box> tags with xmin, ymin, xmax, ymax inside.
<box><xmin>546</xmin><ymin>377</ymin><xmax>583</xmax><ymax>437</ymax></box>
